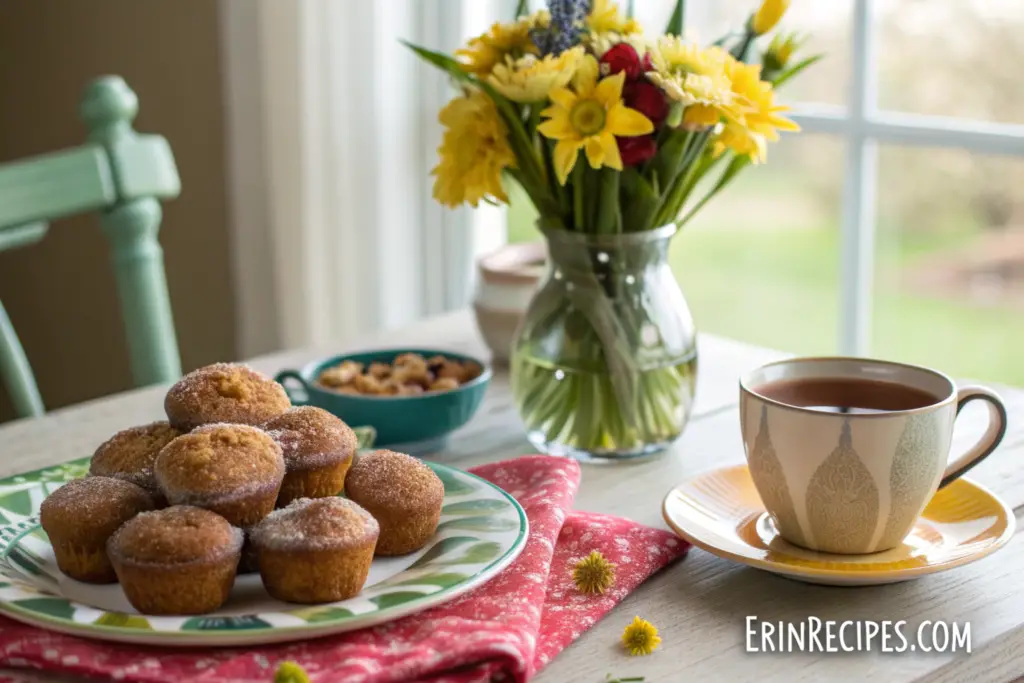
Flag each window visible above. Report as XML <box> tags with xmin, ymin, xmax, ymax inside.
<box><xmin>505</xmin><ymin>0</ymin><xmax>1024</xmax><ymax>383</ymax></box>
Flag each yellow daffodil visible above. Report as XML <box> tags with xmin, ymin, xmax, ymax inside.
<box><xmin>488</xmin><ymin>47</ymin><xmax>584</xmax><ymax>103</ymax></box>
<box><xmin>456</xmin><ymin>11</ymin><xmax>550</xmax><ymax>77</ymax></box>
<box><xmin>538</xmin><ymin>55</ymin><xmax>653</xmax><ymax>184</ymax></box>
<box><xmin>713</xmin><ymin>60</ymin><xmax>799</xmax><ymax>163</ymax></box>
<box><xmin>752</xmin><ymin>0</ymin><xmax>790</xmax><ymax>36</ymax></box>
<box><xmin>586</xmin><ymin>0</ymin><xmax>642</xmax><ymax>36</ymax></box>
<box><xmin>432</xmin><ymin>90</ymin><xmax>517</xmax><ymax>207</ymax></box>
<box><xmin>572</xmin><ymin>550</ymin><xmax>616</xmax><ymax>594</ymax></box>
<box><xmin>621</xmin><ymin>616</ymin><xmax>661</xmax><ymax>656</ymax></box>
<box><xmin>646</xmin><ymin>37</ymin><xmax>734</xmax><ymax>127</ymax></box>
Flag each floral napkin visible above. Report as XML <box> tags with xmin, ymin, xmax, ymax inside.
<box><xmin>0</xmin><ymin>456</ymin><xmax>689</xmax><ymax>682</ymax></box>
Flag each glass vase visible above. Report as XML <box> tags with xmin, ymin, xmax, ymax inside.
<box><xmin>510</xmin><ymin>224</ymin><xmax>697</xmax><ymax>462</ymax></box>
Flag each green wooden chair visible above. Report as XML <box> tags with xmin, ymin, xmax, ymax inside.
<box><xmin>0</xmin><ymin>76</ymin><xmax>181</xmax><ymax>419</ymax></box>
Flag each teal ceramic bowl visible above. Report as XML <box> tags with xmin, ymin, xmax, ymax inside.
<box><xmin>274</xmin><ymin>349</ymin><xmax>491</xmax><ymax>454</ymax></box>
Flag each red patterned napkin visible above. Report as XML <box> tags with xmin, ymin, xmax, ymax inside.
<box><xmin>0</xmin><ymin>456</ymin><xmax>689</xmax><ymax>682</ymax></box>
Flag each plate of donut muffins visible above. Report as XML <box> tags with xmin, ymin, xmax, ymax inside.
<box><xmin>0</xmin><ymin>363</ymin><xmax>527</xmax><ymax>646</ymax></box>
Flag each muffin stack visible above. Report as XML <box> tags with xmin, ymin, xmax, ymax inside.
<box><xmin>39</xmin><ymin>362</ymin><xmax>443</xmax><ymax>615</ymax></box>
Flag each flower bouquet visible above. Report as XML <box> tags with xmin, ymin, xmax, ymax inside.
<box><xmin>408</xmin><ymin>0</ymin><xmax>819</xmax><ymax>460</ymax></box>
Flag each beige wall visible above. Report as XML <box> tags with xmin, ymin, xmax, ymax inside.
<box><xmin>0</xmin><ymin>0</ymin><xmax>237</xmax><ymax>421</ymax></box>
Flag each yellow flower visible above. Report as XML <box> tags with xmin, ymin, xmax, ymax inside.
<box><xmin>646</xmin><ymin>37</ymin><xmax>734</xmax><ymax>127</ymax></box>
<box><xmin>274</xmin><ymin>661</ymin><xmax>310</xmax><ymax>683</ymax></box>
<box><xmin>621</xmin><ymin>616</ymin><xmax>661</xmax><ymax>656</ymax></box>
<box><xmin>456</xmin><ymin>11</ymin><xmax>551</xmax><ymax>77</ymax></box>
<box><xmin>572</xmin><ymin>550</ymin><xmax>616</xmax><ymax>594</ymax></box>
<box><xmin>586</xmin><ymin>0</ymin><xmax>642</xmax><ymax>36</ymax></box>
<box><xmin>538</xmin><ymin>55</ymin><xmax>653</xmax><ymax>184</ymax></box>
<box><xmin>713</xmin><ymin>60</ymin><xmax>800</xmax><ymax>163</ymax></box>
<box><xmin>585</xmin><ymin>31</ymin><xmax>651</xmax><ymax>61</ymax></box>
<box><xmin>432</xmin><ymin>90</ymin><xmax>517</xmax><ymax>207</ymax></box>
<box><xmin>488</xmin><ymin>47</ymin><xmax>584</xmax><ymax>103</ymax></box>
<box><xmin>752</xmin><ymin>0</ymin><xmax>790</xmax><ymax>36</ymax></box>
<box><xmin>764</xmin><ymin>31</ymin><xmax>804</xmax><ymax>71</ymax></box>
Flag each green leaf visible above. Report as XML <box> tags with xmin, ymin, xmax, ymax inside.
<box><xmin>13</xmin><ymin>597</ymin><xmax>75</xmax><ymax>620</ymax></box>
<box><xmin>370</xmin><ymin>591</ymin><xmax>426</xmax><ymax>610</ymax></box>
<box><xmin>387</xmin><ymin>572</ymin><xmax>469</xmax><ymax>589</ymax></box>
<box><xmin>94</xmin><ymin>612</ymin><xmax>152</xmax><ymax>630</ymax></box>
<box><xmin>515</xmin><ymin>0</ymin><xmax>528</xmax><ymax>18</ymax></box>
<box><xmin>431</xmin><ymin>467</ymin><xmax>473</xmax><ymax>496</ymax></box>
<box><xmin>291</xmin><ymin>606</ymin><xmax>354</xmax><ymax>623</ymax></box>
<box><xmin>436</xmin><ymin>516</ymin><xmax>519</xmax><ymax>533</ymax></box>
<box><xmin>182</xmin><ymin>615</ymin><xmax>273</xmax><ymax>631</ymax></box>
<box><xmin>408</xmin><ymin>536</ymin><xmax>478</xmax><ymax>568</ymax></box>
<box><xmin>594</xmin><ymin>169</ymin><xmax>621</xmax><ymax>235</ymax></box>
<box><xmin>665</xmin><ymin>0</ymin><xmax>685</xmax><ymax>36</ymax></box>
<box><xmin>772</xmin><ymin>54</ymin><xmax>824</xmax><ymax>89</ymax></box>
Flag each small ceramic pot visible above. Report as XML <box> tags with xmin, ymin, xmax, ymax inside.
<box><xmin>472</xmin><ymin>242</ymin><xmax>545</xmax><ymax>364</ymax></box>
<box><xmin>274</xmin><ymin>349</ymin><xmax>491</xmax><ymax>455</ymax></box>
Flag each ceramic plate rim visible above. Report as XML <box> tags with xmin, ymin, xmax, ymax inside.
<box><xmin>662</xmin><ymin>464</ymin><xmax>1015</xmax><ymax>583</ymax></box>
<box><xmin>0</xmin><ymin>463</ymin><xmax>528</xmax><ymax>647</ymax></box>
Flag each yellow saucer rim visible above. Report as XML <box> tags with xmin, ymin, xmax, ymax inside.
<box><xmin>662</xmin><ymin>463</ymin><xmax>1016</xmax><ymax>583</ymax></box>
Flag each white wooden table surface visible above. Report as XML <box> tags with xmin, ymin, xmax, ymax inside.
<box><xmin>1</xmin><ymin>310</ymin><xmax>1021</xmax><ymax>683</ymax></box>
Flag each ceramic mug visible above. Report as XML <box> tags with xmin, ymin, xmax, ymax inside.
<box><xmin>739</xmin><ymin>357</ymin><xmax>1008</xmax><ymax>555</ymax></box>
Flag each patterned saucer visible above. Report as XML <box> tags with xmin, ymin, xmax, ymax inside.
<box><xmin>0</xmin><ymin>457</ymin><xmax>528</xmax><ymax>646</ymax></box>
<box><xmin>662</xmin><ymin>464</ymin><xmax>1014</xmax><ymax>586</ymax></box>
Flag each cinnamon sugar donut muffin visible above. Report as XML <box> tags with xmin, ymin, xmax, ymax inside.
<box><xmin>344</xmin><ymin>450</ymin><xmax>444</xmax><ymax>556</ymax></box>
<box><xmin>262</xmin><ymin>406</ymin><xmax>358</xmax><ymax>506</ymax></box>
<box><xmin>154</xmin><ymin>424</ymin><xmax>285</xmax><ymax>528</ymax></box>
<box><xmin>252</xmin><ymin>497</ymin><xmax>379</xmax><ymax>603</ymax></box>
<box><xmin>108</xmin><ymin>506</ymin><xmax>243</xmax><ymax>615</ymax></box>
<box><xmin>89</xmin><ymin>421</ymin><xmax>183</xmax><ymax>502</ymax></box>
<box><xmin>39</xmin><ymin>477</ymin><xmax>156</xmax><ymax>583</ymax></box>
<box><xmin>164</xmin><ymin>363</ymin><xmax>290</xmax><ymax>430</ymax></box>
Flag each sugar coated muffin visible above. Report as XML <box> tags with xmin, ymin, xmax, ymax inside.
<box><xmin>107</xmin><ymin>506</ymin><xmax>243</xmax><ymax>615</ymax></box>
<box><xmin>39</xmin><ymin>477</ymin><xmax>156</xmax><ymax>583</ymax></box>
<box><xmin>252</xmin><ymin>497</ymin><xmax>379</xmax><ymax>603</ymax></box>
<box><xmin>154</xmin><ymin>424</ymin><xmax>285</xmax><ymax>528</ymax></box>
<box><xmin>89</xmin><ymin>421</ymin><xmax>183</xmax><ymax>501</ymax></box>
<box><xmin>262</xmin><ymin>406</ymin><xmax>358</xmax><ymax>506</ymax></box>
<box><xmin>344</xmin><ymin>450</ymin><xmax>443</xmax><ymax>556</ymax></box>
<box><xmin>164</xmin><ymin>363</ymin><xmax>290</xmax><ymax>430</ymax></box>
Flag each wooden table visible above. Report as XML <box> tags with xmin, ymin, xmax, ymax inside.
<box><xmin>1</xmin><ymin>310</ymin><xmax>1021</xmax><ymax>683</ymax></box>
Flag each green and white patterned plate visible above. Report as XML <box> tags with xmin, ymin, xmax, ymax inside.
<box><xmin>0</xmin><ymin>457</ymin><xmax>527</xmax><ymax>646</ymax></box>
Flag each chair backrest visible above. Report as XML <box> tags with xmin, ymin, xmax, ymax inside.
<box><xmin>0</xmin><ymin>76</ymin><xmax>182</xmax><ymax>419</ymax></box>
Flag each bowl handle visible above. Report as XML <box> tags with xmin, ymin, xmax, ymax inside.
<box><xmin>275</xmin><ymin>370</ymin><xmax>310</xmax><ymax>406</ymax></box>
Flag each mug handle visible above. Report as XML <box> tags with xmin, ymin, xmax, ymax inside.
<box><xmin>939</xmin><ymin>386</ymin><xmax>1008</xmax><ymax>488</ymax></box>
<box><xmin>274</xmin><ymin>370</ymin><xmax>310</xmax><ymax>406</ymax></box>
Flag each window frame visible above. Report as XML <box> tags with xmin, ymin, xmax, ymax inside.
<box><xmin>789</xmin><ymin>0</ymin><xmax>1024</xmax><ymax>354</ymax></box>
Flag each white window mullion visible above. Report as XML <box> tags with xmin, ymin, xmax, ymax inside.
<box><xmin>838</xmin><ymin>0</ymin><xmax>877</xmax><ymax>356</ymax></box>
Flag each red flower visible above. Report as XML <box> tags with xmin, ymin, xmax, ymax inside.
<box><xmin>623</xmin><ymin>80</ymin><xmax>668</xmax><ymax>126</ymax></box>
<box><xmin>618</xmin><ymin>135</ymin><xmax>657</xmax><ymax>166</ymax></box>
<box><xmin>641</xmin><ymin>52</ymin><xmax>653</xmax><ymax>73</ymax></box>
<box><xmin>600</xmin><ymin>43</ymin><xmax>642</xmax><ymax>80</ymax></box>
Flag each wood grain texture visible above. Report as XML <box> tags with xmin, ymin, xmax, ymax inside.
<box><xmin>0</xmin><ymin>310</ymin><xmax>1020</xmax><ymax>683</ymax></box>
